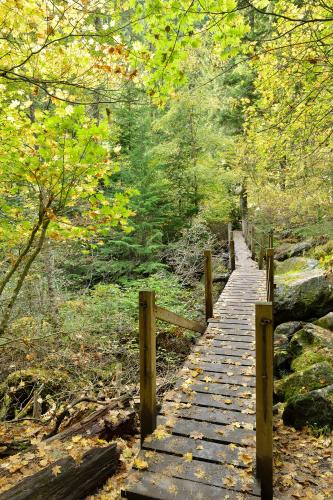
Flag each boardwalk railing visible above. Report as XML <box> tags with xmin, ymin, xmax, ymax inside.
<box><xmin>242</xmin><ymin>219</ymin><xmax>275</xmax><ymax>500</ymax></box>
<box><xmin>139</xmin><ymin>250</ymin><xmax>216</xmax><ymax>443</ymax></box>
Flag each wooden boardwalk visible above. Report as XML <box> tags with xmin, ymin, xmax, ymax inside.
<box><xmin>123</xmin><ymin>231</ymin><xmax>267</xmax><ymax>499</ymax></box>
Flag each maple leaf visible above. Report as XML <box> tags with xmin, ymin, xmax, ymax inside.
<box><xmin>52</xmin><ymin>465</ymin><xmax>62</xmax><ymax>476</ymax></box>
<box><xmin>151</xmin><ymin>425</ymin><xmax>170</xmax><ymax>440</ymax></box>
<box><xmin>224</xmin><ymin>476</ymin><xmax>236</xmax><ymax>487</ymax></box>
<box><xmin>238</xmin><ymin>451</ymin><xmax>253</xmax><ymax>466</ymax></box>
<box><xmin>133</xmin><ymin>458</ymin><xmax>149</xmax><ymax>470</ymax></box>
<box><xmin>183</xmin><ymin>452</ymin><xmax>193</xmax><ymax>461</ymax></box>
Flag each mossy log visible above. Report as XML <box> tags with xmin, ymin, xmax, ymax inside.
<box><xmin>0</xmin><ymin>444</ymin><xmax>120</xmax><ymax>500</ymax></box>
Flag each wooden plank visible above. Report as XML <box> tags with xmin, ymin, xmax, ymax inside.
<box><xmin>155</xmin><ymin>305</ymin><xmax>205</xmax><ymax>334</ymax></box>
<box><xmin>194</xmin><ymin>346</ymin><xmax>254</xmax><ymax>358</ymax></box>
<box><xmin>205</xmin><ymin>339</ymin><xmax>254</xmax><ymax>350</ymax></box>
<box><xmin>191</xmin><ymin>353</ymin><xmax>254</xmax><ymax>366</ymax></box>
<box><xmin>123</xmin><ymin>471</ymin><xmax>259</xmax><ymax>499</ymax></box>
<box><xmin>160</xmin><ymin>403</ymin><xmax>255</xmax><ymax>426</ymax></box>
<box><xmin>165</xmin><ymin>390</ymin><xmax>255</xmax><ymax>413</ymax></box>
<box><xmin>187</xmin><ymin>361</ymin><xmax>255</xmax><ymax>376</ymax></box>
<box><xmin>196</xmin><ymin>370</ymin><xmax>256</xmax><ymax>387</ymax></box>
<box><xmin>157</xmin><ymin>416</ymin><xmax>255</xmax><ymax>447</ymax></box>
<box><xmin>139</xmin><ymin>290</ymin><xmax>157</xmax><ymax>443</ymax></box>
<box><xmin>143</xmin><ymin>434</ymin><xmax>255</xmax><ymax>467</ymax></box>
<box><xmin>174</xmin><ymin>380</ymin><xmax>255</xmax><ymax>398</ymax></box>
<box><xmin>134</xmin><ymin>452</ymin><xmax>261</xmax><ymax>496</ymax></box>
<box><xmin>255</xmin><ymin>302</ymin><xmax>273</xmax><ymax>499</ymax></box>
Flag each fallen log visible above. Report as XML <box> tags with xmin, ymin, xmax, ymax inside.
<box><xmin>45</xmin><ymin>393</ymin><xmax>136</xmax><ymax>442</ymax></box>
<box><xmin>0</xmin><ymin>444</ymin><xmax>120</xmax><ymax>500</ymax></box>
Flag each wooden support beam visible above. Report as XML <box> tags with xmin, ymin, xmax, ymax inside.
<box><xmin>255</xmin><ymin>302</ymin><xmax>273</xmax><ymax>500</ymax></box>
<box><xmin>251</xmin><ymin>226</ymin><xmax>256</xmax><ymax>260</ymax></box>
<box><xmin>155</xmin><ymin>306</ymin><xmax>205</xmax><ymax>334</ymax></box>
<box><xmin>139</xmin><ymin>290</ymin><xmax>156</xmax><ymax>444</ymax></box>
<box><xmin>266</xmin><ymin>249</ymin><xmax>274</xmax><ymax>303</ymax></box>
<box><xmin>258</xmin><ymin>235</ymin><xmax>265</xmax><ymax>270</ymax></box>
<box><xmin>268</xmin><ymin>230</ymin><xmax>274</xmax><ymax>249</ymax></box>
<box><xmin>227</xmin><ymin>222</ymin><xmax>232</xmax><ymax>247</ymax></box>
<box><xmin>229</xmin><ymin>238</ymin><xmax>235</xmax><ymax>272</ymax></box>
<box><xmin>204</xmin><ymin>250</ymin><xmax>213</xmax><ymax>321</ymax></box>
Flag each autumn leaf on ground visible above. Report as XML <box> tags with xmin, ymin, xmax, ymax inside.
<box><xmin>223</xmin><ymin>476</ymin><xmax>236</xmax><ymax>487</ymax></box>
<box><xmin>133</xmin><ymin>458</ymin><xmax>149</xmax><ymax>470</ymax></box>
<box><xmin>52</xmin><ymin>465</ymin><xmax>62</xmax><ymax>476</ymax></box>
<box><xmin>238</xmin><ymin>451</ymin><xmax>253</xmax><ymax>466</ymax></box>
<box><xmin>194</xmin><ymin>467</ymin><xmax>206</xmax><ymax>479</ymax></box>
<box><xmin>183</xmin><ymin>452</ymin><xmax>193</xmax><ymax>461</ymax></box>
<box><xmin>151</xmin><ymin>425</ymin><xmax>170</xmax><ymax>441</ymax></box>
<box><xmin>189</xmin><ymin>431</ymin><xmax>204</xmax><ymax>440</ymax></box>
<box><xmin>72</xmin><ymin>435</ymin><xmax>82</xmax><ymax>443</ymax></box>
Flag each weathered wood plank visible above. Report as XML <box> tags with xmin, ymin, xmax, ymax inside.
<box><xmin>187</xmin><ymin>361</ymin><xmax>255</xmax><ymax>377</ymax></box>
<box><xmin>160</xmin><ymin>403</ymin><xmax>255</xmax><ymax>426</ymax></box>
<box><xmin>134</xmin><ymin>452</ymin><xmax>260</xmax><ymax>495</ymax></box>
<box><xmin>123</xmin><ymin>471</ymin><xmax>259</xmax><ymax>499</ymax></box>
<box><xmin>157</xmin><ymin>416</ymin><xmax>255</xmax><ymax>447</ymax></box>
<box><xmin>165</xmin><ymin>390</ymin><xmax>255</xmax><ymax>412</ymax></box>
<box><xmin>143</xmin><ymin>434</ymin><xmax>255</xmax><ymax>467</ymax></box>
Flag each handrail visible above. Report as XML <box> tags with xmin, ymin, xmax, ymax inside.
<box><xmin>139</xmin><ymin>249</ymin><xmax>216</xmax><ymax>442</ymax></box>
<box><xmin>155</xmin><ymin>305</ymin><xmax>205</xmax><ymax>334</ymax></box>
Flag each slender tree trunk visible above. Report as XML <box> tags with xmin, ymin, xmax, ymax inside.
<box><xmin>240</xmin><ymin>184</ymin><xmax>248</xmax><ymax>219</ymax></box>
<box><xmin>0</xmin><ymin>220</ymin><xmax>50</xmax><ymax>335</ymax></box>
<box><xmin>43</xmin><ymin>239</ymin><xmax>60</xmax><ymax>329</ymax></box>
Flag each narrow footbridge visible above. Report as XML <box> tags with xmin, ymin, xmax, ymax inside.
<box><xmin>123</xmin><ymin>226</ymin><xmax>275</xmax><ymax>500</ymax></box>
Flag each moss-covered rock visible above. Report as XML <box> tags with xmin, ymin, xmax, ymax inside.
<box><xmin>274</xmin><ymin>261</ymin><xmax>333</xmax><ymax>323</ymax></box>
<box><xmin>275</xmin><ymin>241</ymin><xmax>317</xmax><ymax>261</ymax></box>
<box><xmin>0</xmin><ymin>368</ymin><xmax>70</xmax><ymax>420</ymax></box>
<box><xmin>274</xmin><ymin>348</ymin><xmax>293</xmax><ymax>378</ymax></box>
<box><xmin>283</xmin><ymin>384</ymin><xmax>333</xmax><ymax>430</ymax></box>
<box><xmin>274</xmin><ymin>321</ymin><xmax>303</xmax><ymax>340</ymax></box>
<box><xmin>275</xmin><ymin>362</ymin><xmax>333</xmax><ymax>401</ymax></box>
<box><xmin>314</xmin><ymin>312</ymin><xmax>333</xmax><ymax>332</ymax></box>
<box><xmin>289</xmin><ymin>323</ymin><xmax>333</xmax><ymax>357</ymax></box>
<box><xmin>275</xmin><ymin>257</ymin><xmax>319</xmax><ymax>275</ymax></box>
<box><xmin>291</xmin><ymin>348</ymin><xmax>331</xmax><ymax>372</ymax></box>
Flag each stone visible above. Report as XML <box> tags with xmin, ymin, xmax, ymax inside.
<box><xmin>314</xmin><ymin>312</ymin><xmax>333</xmax><ymax>331</ymax></box>
<box><xmin>274</xmin><ymin>321</ymin><xmax>303</xmax><ymax>340</ymax></box>
<box><xmin>275</xmin><ymin>362</ymin><xmax>333</xmax><ymax>401</ymax></box>
<box><xmin>275</xmin><ymin>240</ymin><xmax>316</xmax><ymax>261</ymax></box>
<box><xmin>291</xmin><ymin>348</ymin><xmax>331</xmax><ymax>372</ymax></box>
<box><xmin>274</xmin><ymin>333</ymin><xmax>289</xmax><ymax>349</ymax></box>
<box><xmin>283</xmin><ymin>384</ymin><xmax>333</xmax><ymax>430</ymax></box>
<box><xmin>274</xmin><ymin>348</ymin><xmax>293</xmax><ymax>378</ymax></box>
<box><xmin>274</xmin><ymin>262</ymin><xmax>333</xmax><ymax>323</ymax></box>
<box><xmin>289</xmin><ymin>323</ymin><xmax>333</xmax><ymax>357</ymax></box>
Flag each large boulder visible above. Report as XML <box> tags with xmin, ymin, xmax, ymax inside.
<box><xmin>289</xmin><ymin>323</ymin><xmax>333</xmax><ymax>357</ymax></box>
<box><xmin>275</xmin><ymin>240</ymin><xmax>317</xmax><ymax>261</ymax></box>
<box><xmin>283</xmin><ymin>384</ymin><xmax>333</xmax><ymax>430</ymax></box>
<box><xmin>314</xmin><ymin>312</ymin><xmax>333</xmax><ymax>331</ymax></box>
<box><xmin>275</xmin><ymin>362</ymin><xmax>333</xmax><ymax>401</ymax></box>
<box><xmin>274</xmin><ymin>321</ymin><xmax>303</xmax><ymax>340</ymax></box>
<box><xmin>274</xmin><ymin>258</ymin><xmax>333</xmax><ymax>323</ymax></box>
<box><xmin>291</xmin><ymin>348</ymin><xmax>331</xmax><ymax>372</ymax></box>
<box><xmin>274</xmin><ymin>348</ymin><xmax>293</xmax><ymax>378</ymax></box>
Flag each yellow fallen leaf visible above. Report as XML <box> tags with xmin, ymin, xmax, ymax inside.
<box><xmin>72</xmin><ymin>435</ymin><xmax>82</xmax><ymax>443</ymax></box>
<box><xmin>189</xmin><ymin>432</ymin><xmax>204</xmax><ymax>440</ymax></box>
<box><xmin>238</xmin><ymin>452</ymin><xmax>253</xmax><ymax>466</ymax></box>
<box><xmin>52</xmin><ymin>465</ymin><xmax>62</xmax><ymax>476</ymax></box>
<box><xmin>183</xmin><ymin>452</ymin><xmax>193</xmax><ymax>461</ymax></box>
<box><xmin>39</xmin><ymin>459</ymin><xmax>48</xmax><ymax>467</ymax></box>
<box><xmin>133</xmin><ymin>458</ymin><xmax>149</xmax><ymax>470</ymax></box>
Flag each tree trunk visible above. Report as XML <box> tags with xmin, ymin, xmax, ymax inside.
<box><xmin>43</xmin><ymin>239</ymin><xmax>60</xmax><ymax>329</ymax></box>
<box><xmin>0</xmin><ymin>445</ymin><xmax>120</xmax><ymax>500</ymax></box>
<box><xmin>0</xmin><ymin>219</ymin><xmax>50</xmax><ymax>335</ymax></box>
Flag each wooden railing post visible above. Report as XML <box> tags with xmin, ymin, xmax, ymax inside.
<box><xmin>258</xmin><ymin>235</ymin><xmax>265</xmax><ymax>270</ymax></box>
<box><xmin>139</xmin><ymin>290</ymin><xmax>156</xmax><ymax>444</ymax></box>
<box><xmin>251</xmin><ymin>226</ymin><xmax>256</xmax><ymax>260</ymax></box>
<box><xmin>255</xmin><ymin>302</ymin><xmax>273</xmax><ymax>500</ymax></box>
<box><xmin>229</xmin><ymin>232</ymin><xmax>235</xmax><ymax>272</ymax></box>
<box><xmin>204</xmin><ymin>250</ymin><xmax>213</xmax><ymax>321</ymax></box>
<box><xmin>228</xmin><ymin>222</ymin><xmax>232</xmax><ymax>247</ymax></box>
<box><xmin>268</xmin><ymin>229</ymin><xmax>274</xmax><ymax>249</ymax></box>
<box><xmin>266</xmin><ymin>249</ymin><xmax>274</xmax><ymax>303</ymax></box>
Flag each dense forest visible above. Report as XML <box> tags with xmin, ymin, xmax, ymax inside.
<box><xmin>0</xmin><ymin>1</ymin><xmax>332</xmax><ymax>499</ymax></box>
